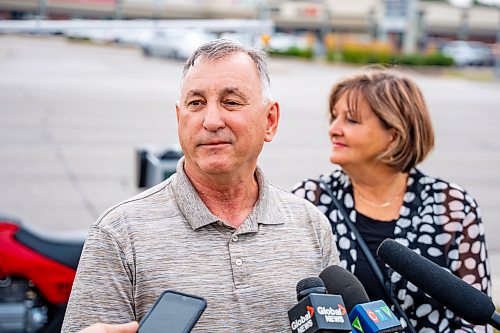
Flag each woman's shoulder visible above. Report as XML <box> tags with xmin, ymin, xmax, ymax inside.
<box><xmin>292</xmin><ymin>168</ymin><xmax>347</xmax><ymax>193</ymax></box>
<box><xmin>411</xmin><ymin>168</ymin><xmax>479</xmax><ymax>208</ymax></box>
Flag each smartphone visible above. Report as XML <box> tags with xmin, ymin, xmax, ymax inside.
<box><xmin>138</xmin><ymin>290</ymin><xmax>207</xmax><ymax>333</ymax></box>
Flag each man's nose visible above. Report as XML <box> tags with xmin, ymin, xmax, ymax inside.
<box><xmin>203</xmin><ymin>102</ymin><xmax>225</xmax><ymax>132</ymax></box>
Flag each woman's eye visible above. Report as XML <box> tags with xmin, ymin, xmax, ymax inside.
<box><xmin>347</xmin><ymin>117</ymin><xmax>360</xmax><ymax>124</ymax></box>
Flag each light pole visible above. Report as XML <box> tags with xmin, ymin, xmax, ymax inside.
<box><xmin>475</xmin><ymin>0</ymin><xmax>500</xmax><ymax>78</ymax></box>
<box><xmin>459</xmin><ymin>6</ymin><xmax>469</xmax><ymax>40</ymax></box>
<box><xmin>496</xmin><ymin>4</ymin><xmax>500</xmax><ymax>78</ymax></box>
<box><xmin>152</xmin><ymin>0</ymin><xmax>163</xmax><ymax>20</ymax></box>
<box><xmin>403</xmin><ymin>0</ymin><xmax>419</xmax><ymax>54</ymax></box>
<box><xmin>368</xmin><ymin>6</ymin><xmax>377</xmax><ymax>40</ymax></box>
<box><xmin>449</xmin><ymin>0</ymin><xmax>473</xmax><ymax>40</ymax></box>
<box><xmin>39</xmin><ymin>0</ymin><xmax>47</xmax><ymax>19</ymax></box>
<box><xmin>319</xmin><ymin>0</ymin><xmax>332</xmax><ymax>56</ymax></box>
<box><xmin>114</xmin><ymin>0</ymin><xmax>124</xmax><ymax>20</ymax></box>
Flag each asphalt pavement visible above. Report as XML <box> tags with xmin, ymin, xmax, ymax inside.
<box><xmin>1</xmin><ymin>35</ymin><xmax>499</xmax><ymax>307</ymax></box>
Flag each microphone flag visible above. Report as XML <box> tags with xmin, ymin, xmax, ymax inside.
<box><xmin>288</xmin><ymin>294</ymin><xmax>352</xmax><ymax>333</ymax></box>
<box><xmin>349</xmin><ymin>300</ymin><xmax>402</xmax><ymax>333</ymax></box>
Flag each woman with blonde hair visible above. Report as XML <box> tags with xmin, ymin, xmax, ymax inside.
<box><xmin>293</xmin><ymin>68</ymin><xmax>491</xmax><ymax>332</ymax></box>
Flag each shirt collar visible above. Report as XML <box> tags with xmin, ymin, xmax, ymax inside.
<box><xmin>172</xmin><ymin>157</ymin><xmax>283</xmax><ymax>233</ymax></box>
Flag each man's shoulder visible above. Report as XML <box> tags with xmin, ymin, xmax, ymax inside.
<box><xmin>268</xmin><ymin>184</ymin><xmax>336</xmax><ymax>262</ymax></box>
<box><xmin>269</xmin><ymin>183</ymin><xmax>328</xmax><ymax>220</ymax></box>
<box><xmin>270</xmin><ymin>183</ymin><xmax>311</xmax><ymax>204</ymax></box>
<box><xmin>95</xmin><ymin>177</ymin><xmax>176</xmax><ymax>228</ymax></box>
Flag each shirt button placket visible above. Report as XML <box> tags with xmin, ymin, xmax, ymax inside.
<box><xmin>229</xmin><ymin>233</ymin><xmax>247</xmax><ymax>288</ymax></box>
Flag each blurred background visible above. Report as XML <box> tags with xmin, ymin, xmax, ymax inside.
<box><xmin>1</xmin><ymin>0</ymin><xmax>500</xmax><ymax>66</ymax></box>
<box><xmin>0</xmin><ymin>0</ymin><xmax>499</xmax><ymax>329</ymax></box>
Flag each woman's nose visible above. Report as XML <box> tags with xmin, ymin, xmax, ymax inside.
<box><xmin>328</xmin><ymin>117</ymin><xmax>342</xmax><ymax>138</ymax></box>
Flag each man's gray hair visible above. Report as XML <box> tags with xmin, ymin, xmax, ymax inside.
<box><xmin>182</xmin><ymin>39</ymin><xmax>272</xmax><ymax>104</ymax></box>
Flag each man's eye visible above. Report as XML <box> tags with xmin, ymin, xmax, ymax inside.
<box><xmin>187</xmin><ymin>100</ymin><xmax>204</xmax><ymax>107</ymax></box>
<box><xmin>224</xmin><ymin>100</ymin><xmax>242</xmax><ymax>106</ymax></box>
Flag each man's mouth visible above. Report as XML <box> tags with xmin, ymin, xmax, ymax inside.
<box><xmin>199</xmin><ymin>141</ymin><xmax>230</xmax><ymax>147</ymax></box>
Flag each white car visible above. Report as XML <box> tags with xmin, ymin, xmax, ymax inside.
<box><xmin>115</xmin><ymin>29</ymin><xmax>157</xmax><ymax>48</ymax></box>
<box><xmin>142</xmin><ymin>29</ymin><xmax>217</xmax><ymax>60</ymax></box>
<box><xmin>219</xmin><ymin>32</ymin><xmax>262</xmax><ymax>49</ymax></box>
<box><xmin>441</xmin><ymin>41</ymin><xmax>494</xmax><ymax>67</ymax></box>
<box><xmin>266</xmin><ymin>33</ymin><xmax>308</xmax><ymax>52</ymax></box>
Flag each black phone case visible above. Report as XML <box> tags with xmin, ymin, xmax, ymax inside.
<box><xmin>139</xmin><ymin>289</ymin><xmax>207</xmax><ymax>333</ymax></box>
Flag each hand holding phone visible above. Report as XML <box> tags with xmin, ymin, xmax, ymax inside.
<box><xmin>138</xmin><ymin>290</ymin><xmax>207</xmax><ymax>333</ymax></box>
<box><xmin>78</xmin><ymin>321</ymin><xmax>139</xmax><ymax>333</ymax></box>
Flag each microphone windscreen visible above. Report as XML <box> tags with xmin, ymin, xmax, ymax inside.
<box><xmin>296</xmin><ymin>277</ymin><xmax>325</xmax><ymax>294</ymax></box>
<box><xmin>319</xmin><ymin>265</ymin><xmax>370</xmax><ymax>313</ymax></box>
<box><xmin>296</xmin><ymin>277</ymin><xmax>326</xmax><ymax>301</ymax></box>
<box><xmin>377</xmin><ymin>238</ymin><xmax>494</xmax><ymax>325</ymax></box>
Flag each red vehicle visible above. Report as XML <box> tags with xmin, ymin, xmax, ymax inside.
<box><xmin>0</xmin><ymin>216</ymin><xmax>85</xmax><ymax>332</ymax></box>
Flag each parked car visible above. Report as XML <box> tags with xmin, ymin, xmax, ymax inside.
<box><xmin>265</xmin><ymin>33</ymin><xmax>309</xmax><ymax>52</ymax></box>
<box><xmin>441</xmin><ymin>41</ymin><xmax>494</xmax><ymax>67</ymax></box>
<box><xmin>142</xmin><ymin>29</ymin><xmax>217</xmax><ymax>60</ymax></box>
<box><xmin>115</xmin><ymin>29</ymin><xmax>157</xmax><ymax>48</ymax></box>
<box><xmin>219</xmin><ymin>32</ymin><xmax>262</xmax><ymax>49</ymax></box>
<box><xmin>65</xmin><ymin>28</ymin><xmax>126</xmax><ymax>44</ymax></box>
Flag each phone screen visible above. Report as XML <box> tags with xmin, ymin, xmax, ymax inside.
<box><xmin>139</xmin><ymin>290</ymin><xmax>207</xmax><ymax>333</ymax></box>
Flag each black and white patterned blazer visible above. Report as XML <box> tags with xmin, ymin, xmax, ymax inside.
<box><xmin>292</xmin><ymin>168</ymin><xmax>492</xmax><ymax>333</ymax></box>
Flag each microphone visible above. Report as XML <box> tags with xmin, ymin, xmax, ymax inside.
<box><xmin>288</xmin><ymin>277</ymin><xmax>352</xmax><ymax>333</ymax></box>
<box><xmin>319</xmin><ymin>265</ymin><xmax>402</xmax><ymax>333</ymax></box>
<box><xmin>319</xmin><ymin>265</ymin><xmax>369</xmax><ymax>313</ymax></box>
<box><xmin>377</xmin><ymin>238</ymin><xmax>500</xmax><ymax>330</ymax></box>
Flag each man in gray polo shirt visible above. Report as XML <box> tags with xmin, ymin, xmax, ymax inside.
<box><xmin>63</xmin><ymin>39</ymin><xmax>339</xmax><ymax>333</ymax></box>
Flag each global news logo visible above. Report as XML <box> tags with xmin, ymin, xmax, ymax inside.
<box><xmin>290</xmin><ymin>306</ymin><xmax>314</xmax><ymax>333</ymax></box>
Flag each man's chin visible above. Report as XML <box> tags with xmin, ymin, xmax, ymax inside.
<box><xmin>197</xmin><ymin>159</ymin><xmax>233</xmax><ymax>175</ymax></box>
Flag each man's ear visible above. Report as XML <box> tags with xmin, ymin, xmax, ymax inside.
<box><xmin>175</xmin><ymin>102</ymin><xmax>180</xmax><ymax>123</ymax></box>
<box><xmin>264</xmin><ymin>101</ymin><xmax>280</xmax><ymax>143</ymax></box>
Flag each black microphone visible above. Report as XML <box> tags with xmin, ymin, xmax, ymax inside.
<box><xmin>319</xmin><ymin>265</ymin><xmax>369</xmax><ymax>313</ymax></box>
<box><xmin>377</xmin><ymin>238</ymin><xmax>500</xmax><ymax>330</ymax></box>
<box><xmin>320</xmin><ymin>265</ymin><xmax>402</xmax><ymax>333</ymax></box>
<box><xmin>288</xmin><ymin>277</ymin><xmax>352</xmax><ymax>333</ymax></box>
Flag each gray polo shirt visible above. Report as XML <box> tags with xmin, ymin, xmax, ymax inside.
<box><xmin>62</xmin><ymin>158</ymin><xmax>339</xmax><ymax>332</ymax></box>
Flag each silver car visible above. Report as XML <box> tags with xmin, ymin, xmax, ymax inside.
<box><xmin>142</xmin><ymin>29</ymin><xmax>217</xmax><ymax>60</ymax></box>
<box><xmin>441</xmin><ymin>41</ymin><xmax>494</xmax><ymax>67</ymax></box>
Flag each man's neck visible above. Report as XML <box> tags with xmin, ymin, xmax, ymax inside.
<box><xmin>184</xmin><ymin>166</ymin><xmax>260</xmax><ymax>229</ymax></box>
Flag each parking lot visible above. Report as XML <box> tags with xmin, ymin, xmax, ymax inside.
<box><xmin>1</xmin><ymin>34</ymin><xmax>499</xmax><ymax>304</ymax></box>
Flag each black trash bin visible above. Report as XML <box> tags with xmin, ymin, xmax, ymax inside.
<box><xmin>136</xmin><ymin>145</ymin><xmax>183</xmax><ymax>188</ymax></box>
